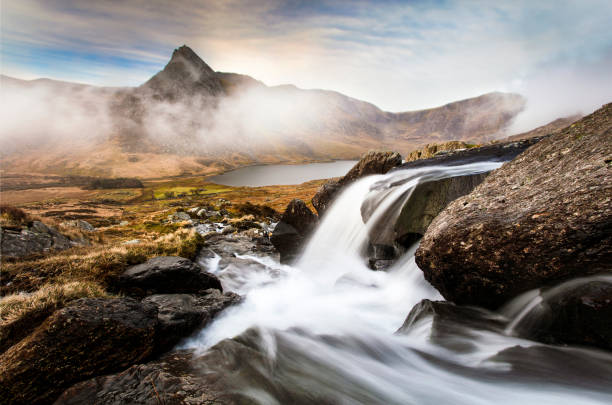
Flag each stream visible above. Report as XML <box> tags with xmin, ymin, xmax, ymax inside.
<box><xmin>185</xmin><ymin>162</ymin><xmax>612</xmax><ymax>404</ymax></box>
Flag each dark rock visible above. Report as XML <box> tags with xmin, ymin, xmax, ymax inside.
<box><xmin>513</xmin><ymin>280</ymin><xmax>612</xmax><ymax>351</ymax></box>
<box><xmin>270</xmin><ymin>199</ymin><xmax>318</xmax><ymax>263</ymax></box>
<box><xmin>0</xmin><ymin>298</ymin><xmax>158</xmax><ymax>405</ymax></box>
<box><xmin>312</xmin><ymin>151</ymin><xmax>402</xmax><ymax>216</ymax></box>
<box><xmin>143</xmin><ymin>290</ymin><xmax>241</xmax><ymax>354</ymax></box>
<box><xmin>118</xmin><ymin>256</ymin><xmax>222</xmax><ymax>296</ymax></box>
<box><xmin>54</xmin><ymin>350</ymin><xmax>234</xmax><ymax>405</ymax></box>
<box><xmin>1</xmin><ymin>220</ymin><xmax>72</xmax><ymax>258</ymax></box>
<box><xmin>362</xmin><ymin>173</ymin><xmax>488</xmax><ymax>253</ymax></box>
<box><xmin>416</xmin><ymin>104</ymin><xmax>612</xmax><ymax>309</ymax></box>
<box><xmin>311</xmin><ymin>180</ymin><xmax>342</xmax><ymax>217</ymax></box>
<box><xmin>397</xmin><ymin>300</ymin><xmax>505</xmax><ymax>351</ymax></box>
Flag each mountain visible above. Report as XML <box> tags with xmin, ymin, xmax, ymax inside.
<box><xmin>0</xmin><ymin>45</ymin><xmax>526</xmax><ymax>179</ymax></box>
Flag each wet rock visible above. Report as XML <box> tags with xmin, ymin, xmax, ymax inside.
<box><xmin>416</xmin><ymin>104</ymin><xmax>612</xmax><ymax>309</ymax></box>
<box><xmin>312</xmin><ymin>151</ymin><xmax>402</xmax><ymax>216</ymax></box>
<box><xmin>118</xmin><ymin>256</ymin><xmax>222</xmax><ymax>297</ymax></box>
<box><xmin>143</xmin><ymin>290</ymin><xmax>241</xmax><ymax>354</ymax></box>
<box><xmin>513</xmin><ymin>280</ymin><xmax>612</xmax><ymax>351</ymax></box>
<box><xmin>0</xmin><ymin>298</ymin><xmax>158</xmax><ymax>405</ymax></box>
<box><xmin>270</xmin><ymin>199</ymin><xmax>318</xmax><ymax>263</ymax></box>
<box><xmin>54</xmin><ymin>350</ymin><xmax>233</xmax><ymax>405</ymax></box>
<box><xmin>397</xmin><ymin>299</ymin><xmax>505</xmax><ymax>351</ymax></box>
<box><xmin>1</xmin><ymin>220</ymin><xmax>73</xmax><ymax>258</ymax></box>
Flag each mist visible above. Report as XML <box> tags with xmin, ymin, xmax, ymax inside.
<box><xmin>507</xmin><ymin>56</ymin><xmax>612</xmax><ymax>134</ymax></box>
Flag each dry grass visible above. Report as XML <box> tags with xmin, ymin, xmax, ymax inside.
<box><xmin>1</xmin><ymin>229</ymin><xmax>206</xmax><ymax>295</ymax></box>
<box><xmin>0</xmin><ymin>281</ymin><xmax>110</xmax><ymax>325</ymax></box>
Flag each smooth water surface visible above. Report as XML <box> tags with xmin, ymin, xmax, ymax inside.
<box><xmin>208</xmin><ymin>160</ymin><xmax>358</xmax><ymax>186</ymax></box>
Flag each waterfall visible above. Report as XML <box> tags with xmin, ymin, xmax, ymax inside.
<box><xmin>184</xmin><ymin>161</ymin><xmax>612</xmax><ymax>405</ymax></box>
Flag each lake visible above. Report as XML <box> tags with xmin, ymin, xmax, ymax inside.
<box><xmin>208</xmin><ymin>160</ymin><xmax>358</xmax><ymax>186</ymax></box>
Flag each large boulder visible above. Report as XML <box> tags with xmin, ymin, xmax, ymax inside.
<box><xmin>512</xmin><ymin>280</ymin><xmax>612</xmax><ymax>351</ymax></box>
<box><xmin>416</xmin><ymin>103</ymin><xmax>612</xmax><ymax>309</ymax></box>
<box><xmin>143</xmin><ymin>290</ymin><xmax>241</xmax><ymax>354</ymax></box>
<box><xmin>312</xmin><ymin>151</ymin><xmax>402</xmax><ymax>216</ymax></box>
<box><xmin>0</xmin><ymin>298</ymin><xmax>158</xmax><ymax>405</ymax></box>
<box><xmin>118</xmin><ymin>256</ymin><xmax>222</xmax><ymax>296</ymax></box>
<box><xmin>270</xmin><ymin>199</ymin><xmax>318</xmax><ymax>263</ymax></box>
<box><xmin>1</xmin><ymin>220</ymin><xmax>72</xmax><ymax>258</ymax></box>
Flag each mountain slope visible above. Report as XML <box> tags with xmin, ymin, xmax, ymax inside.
<box><xmin>0</xmin><ymin>46</ymin><xmax>526</xmax><ymax>178</ymax></box>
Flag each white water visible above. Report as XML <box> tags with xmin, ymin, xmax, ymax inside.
<box><xmin>184</xmin><ymin>162</ymin><xmax>612</xmax><ymax>404</ymax></box>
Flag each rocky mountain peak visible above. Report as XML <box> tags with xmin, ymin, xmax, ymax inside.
<box><xmin>168</xmin><ymin>45</ymin><xmax>215</xmax><ymax>76</ymax></box>
<box><xmin>141</xmin><ymin>45</ymin><xmax>224</xmax><ymax>98</ymax></box>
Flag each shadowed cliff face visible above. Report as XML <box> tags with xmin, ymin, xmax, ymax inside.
<box><xmin>0</xmin><ymin>46</ymin><xmax>525</xmax><ymax>178</ymax></box>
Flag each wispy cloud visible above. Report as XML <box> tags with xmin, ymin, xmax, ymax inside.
<box><xmin>1</xmin><ymin>0</ymin><xmax>611</xmax><ymax>120</ymax></box>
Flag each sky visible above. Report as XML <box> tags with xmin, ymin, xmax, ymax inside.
<box><xmin>1</xmin><ymin>0</ymin><xmax>612</xmax><ymax>114</ymax></box>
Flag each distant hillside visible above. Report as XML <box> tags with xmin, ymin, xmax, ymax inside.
<box><xmin>1</xmin><ymin>45</ymin><xmax>526</xmax><ymax>178</ymax></box>
<box><xmin>506</xmin><ymin>114</ymin><xmax>583</xmax><ymax>141</ymax></box>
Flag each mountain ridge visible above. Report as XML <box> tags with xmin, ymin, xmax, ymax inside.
<box><xmin>1</xmin><ymin>46</ymin><xmax>528</xmax><ymax>178</ymax></box>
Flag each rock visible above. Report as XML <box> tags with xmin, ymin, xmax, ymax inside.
<box><xmin>119</xmin><ymin>220</ymin><xmax>129</xmax><ymax>226</ymax></box>
<box><xmin>405</xmin><ymin>141</ymin><xmax>474</xmax><ymax>162</ymax></box>
<box><xmin>513</xmin><ymin>280</ymin><xmax>612</xmax><ymax>351</ymax></box>
<box><xmin>312</xmin><ymin>151</ymin><xmax>402</xmax><ymax>216</ymax></box>
<box><xmin>118</xmin><ymin>256</ymin><xmax>222</xmax><ymax>297</ymax></box>
<box><xmin>60</xmin><ymin>220</ymin><xmax>95</xmax><ymax>232</ymax></box>
<box><xmin>1</xmin><ymin>220</ymin><xmax>72</xmax><ymax>258</ymax></box>
<box><xmin>311</xmin><ymin>181</ymin><xmax>342</xmax><ymax>217</ymax></box>
<box><xmin>122</xmin><ymin>239</ymin><xmax>141</xmax><ymax>245</ymax></box>
<box><xmin>416</xmin><ymin>104</ymin><xmax>612</xmax><ymax>309</ymax></box>
<box><xmin>0</xmin><ymin>298</ymin><xmax>158</xmax><ymax>405</ymax></box>
<box><xmin>270</xmin><ymin>199</ymin><xmax>318</xmax><ymax>263</ymax></box>
<box><xmin>54</xmin><ymin>350</ymin><xmax>233</xmax><ymax>405</ymax></box>
<box><xmin>169</xmin><ymin>211</ymin><xmax>191</xmax><ymax>222</ymax></box>
<box><xmin>397</xmin><ymin>300</ymin><xmax>505</xmax><ymax>348</ymax></box>
<box><xmin>399</xmin><ymin>136</ymin><xmax>545</xmax><ymax>170</ymax></box>
<box><xmin>143</xmin><ymin>290</ymin><xmax>241</xmax><ymax>354</ymax></box>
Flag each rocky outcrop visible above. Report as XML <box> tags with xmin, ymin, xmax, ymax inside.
<box><xmin>416</xmin><ymin>103</ymin><xmax>612</xmax><ymax>309</ymax></box>
<box><xmin>399</xmin><ymin>136</ymin><xmax>545</xmax><ymax>170</ymax></box>
<box><xmin>143</xmin><ymin>290</ymin><xmax>241</xmax><ymax>354</ymax></box>
<box><xmin>312</xmin><ymin>151</ymin><xmax>402</xmax><ymax>216</ymax></box>
<box><xmin>404</xmin><ymin>141</ymin><xmax>474</xmax><ymax>162</ymax></box>
<box><xmin>0</xmin><ymin>298</ymin><xmax>158</xmax><ymax>405</ymax></box>
<box><xmin>270</xmin><ymin>199</ymin><xmax>318</xmax><ymax>263</ymax></box>
<box><xmin>513</xmin><ymin>280</ymin><xmax>612</xmax><ymax>351</ymax></box>
<box><xmin>118</xmin><ymin>256</ymin><xmax>222</xmax><ymax>296</ymax></box>
<box><xmin>1</xmin><ymin>220</ymin><xmax>73</xmax><ymax>258</ymax></box>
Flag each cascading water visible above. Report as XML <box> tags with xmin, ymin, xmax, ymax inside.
<box><xmin>184</xmin><ymin>162</ymin><xmax>612</xmax><ymax>404</ymax></box>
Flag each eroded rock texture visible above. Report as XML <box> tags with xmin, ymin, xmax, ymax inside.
<box><xmin>416</xmin><ymin>103</ymin><xmax>612</xmax><ymax>309</ymax></box>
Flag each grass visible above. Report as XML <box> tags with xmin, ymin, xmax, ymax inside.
<box><xmin>152</xmin><ymin>184</ymin><xmax>233</xmax><ymax>200</ymax></box>
<box><xmin>0</xmin><ymin>281</ymin><xmax>110</xmax><ymax>325</ymax></box>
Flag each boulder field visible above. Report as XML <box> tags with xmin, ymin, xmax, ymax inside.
<box><xmin>416</xmin><ymin>103</ymin><xmax>612</xmax><ymax>309</ymax></box>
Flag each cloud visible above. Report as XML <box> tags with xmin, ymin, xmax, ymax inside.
<box><xmin>1</xmin><ymin>0</ymin><xmax>611</xmax><ymax>127</ymax></box>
